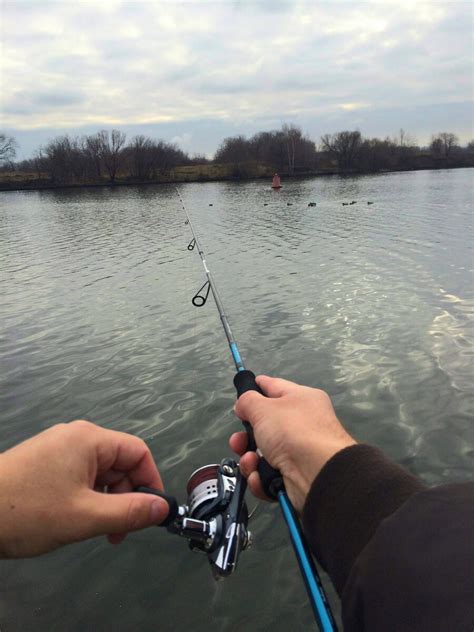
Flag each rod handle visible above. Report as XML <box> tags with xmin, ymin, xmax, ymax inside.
<box><xmin>233</xmin><ymin>370</ymin><xmax>284</xmax><ymax>500</ymax></box>
<box><xmin>134</xmin><ymin>486</ymin><xmax>180</xmax><ymax>527</ymax></box>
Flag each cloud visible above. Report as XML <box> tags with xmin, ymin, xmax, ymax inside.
<box><xmin>171</xmin><ymin>132</ymin><xmax>193</xmax><ymax>149</ymax></box>
<box><xmin>1</xmin><ymin>0</ymin><xmax>472</xmax><ymax>158</ymax></box>
<box><xmin>3</xmin><ymin>89</ymin><xmax>86</xmax><ymax>117</ymax></box>
<box><xmin>338</xmin><ymin>103</ymin><xmax>370</xmax><ymax>112</ymax></box>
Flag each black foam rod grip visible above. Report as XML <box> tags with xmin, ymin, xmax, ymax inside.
<box><xmin>134</xmin><ymin>486</ymin><xmax>179</xmax><ymax>527</ymax></box>
<box><xmin>233</xmin><ymin>370</ymin><xmax>284</xmax><ymax>500</ymax></box>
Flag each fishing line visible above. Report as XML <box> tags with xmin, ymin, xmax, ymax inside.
<box><xmin>179</xmin><ymin>195</ymin><xmax>199</xmax><ymax>430</ymax></box>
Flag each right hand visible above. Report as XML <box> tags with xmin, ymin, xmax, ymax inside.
<box><xmin>229</xmin><ymin>375</ymin><xmax>356</xmax><ymax>513</ymax></box>
<box><xmin>0</xmin><ymin>420</ymin><xmax>169</xmax><ymax>559</ymax></box>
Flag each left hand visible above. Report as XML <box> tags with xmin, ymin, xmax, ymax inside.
<box><xmin>0</xmin><ymin>420</ymin><xmax>169</xmax><ymax>558</ymax></box>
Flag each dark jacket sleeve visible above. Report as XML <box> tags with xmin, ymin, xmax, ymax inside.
<box><xmin>302</xmin><ymin>444</ymin><xmax>474</xmax><ymax>631</ymax></box>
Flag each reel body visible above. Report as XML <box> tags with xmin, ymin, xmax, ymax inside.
<box><xmin>138</xmin><ymin>459</ymin><xmax>251</xmax><ymax>579</ymax></box>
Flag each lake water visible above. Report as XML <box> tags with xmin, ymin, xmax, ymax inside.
<box><xmin>0</xmin><ymin>168</ymin><xmax>473</xmax><ymax>631</ymax></box>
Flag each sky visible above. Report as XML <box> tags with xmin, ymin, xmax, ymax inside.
<box><xmin>1</xmin><ymin>0</ymin><xmax>473</xmax><ymax>160</ymax></box>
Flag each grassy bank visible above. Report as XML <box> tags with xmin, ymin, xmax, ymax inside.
<box><xmin>0</xmin><ymin>161</ymin><xmax>471</xmax><ymax>192</ymax></box>
<box><xmin>0</xmin><ymin>162</ymin><xmax>275</xmax><ymax>192</ymax></box>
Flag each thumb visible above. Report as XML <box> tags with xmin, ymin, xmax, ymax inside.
<box><xmin>80</xmin><ymin>491</ymin><xmax>169</xmax><ymax>538</ymax></box>
<box><xmin>256</xmin><ymin>375</ymin><xmax>299</xmax><ymax>398</ymax></box>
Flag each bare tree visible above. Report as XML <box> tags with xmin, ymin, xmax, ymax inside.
<box><xmin>358</xmin><ymin>137</ymin><xmax>398</xmax><ymax>171</ymax></box>
<box><xmin>282</xmin><ymin>124</ymin><xmax>299</xmax><ymax>174</ymax></box>
<box><xmin>83</xmin><ymin>133</ymin><xmax>104</xmax><ymax>179</ymax></box>
<box><xmin>320</xmin><ymin>131</ymin><xmax>362</xmax><ymax>170</ymax></box>
<box><xmin>440</xmin><ymin>132</ymin><xmax>459</xmax><ymax>157</ymax></box>
<box><xmin>397</xmin><ymin>129</ymin><xmax>413</xmax><ymax>147</ymax></box>
<box><xmin>32</xmin><ymin>148</ymin><xmax>47</xmax><ymax>179</ymax></box>
<box><xmin>214</xmin><ymin>126</ymin><xmax>316</xmax><ymax>174</ymax></box>
<box><xmin>215</xmin><ymin>135</ymin><xmax>251</xmax><ymax>163</ymax></box>
<box><xmin>0</xmin><ymin>133</ymin><xmax>18</xmax><ymax>166</ymax></box>
<box><xmin>151</xmin><ymin>140</ymin><xmax>189</xmax><ymax>175</ymax></box>
<box><xmin>99</xmin><ymin>129</ymin><xmax>127</xmax><ymax>182</ymax></box>
<box><xmin>430</xmin><ymin>132</ymin><xmax>459</xmax><ymax>158</ymax></box>
<box><xmin>430</xmin><ymin>137</ymin><xmax>444</xmax><ymax>157</ymax></box>
<box><xmin>250</xmin><ymin>130</ymin><xmax>287</xmax><ymax>170</ymax></box>
<box><xmin>128</xmin><ymin>135</ymin><xmax>156</xmax><ymax>180</ymax></box>
<box><xmin>43</xmin><ymin>136</ymin><xmax>76</xmax><ymax>183</ymax></box>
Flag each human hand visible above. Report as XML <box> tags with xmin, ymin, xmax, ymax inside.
<box><xmin>0</xmin><ymin>420</ymin><xmax>169</xmax><ymax>558</ymax></box>
<box><xmin>229</xmin><ymin>376</ymin><xmax>356</xmax><ymax>513</ymax></box>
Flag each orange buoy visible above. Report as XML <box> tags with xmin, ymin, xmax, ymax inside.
<box><xmin>271</xmin><ymin>173</ymin><xmax>282</xmax><ymax>189</ymax></box>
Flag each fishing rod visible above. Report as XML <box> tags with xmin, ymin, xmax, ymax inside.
<box><xmin>136</xmin><ymin>189</ymin><xmax>336</xmax><ymax>630</ymax></box>
<box><xmin>175</xmin><ymin>187</ymin><xmax>337</xmax><ymax>631</ymax></box>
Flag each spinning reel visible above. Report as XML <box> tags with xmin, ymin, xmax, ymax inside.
<box><xmin>137</xmin><ymin>458</ymin><xmax>252</xmax><ymax>579</ymax></box>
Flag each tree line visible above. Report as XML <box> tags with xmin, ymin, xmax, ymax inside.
<box><xmin>215</xmin><ymin>127</ymin><xmax>473</xmax><ymax>174</ymax></box>
<box><xmin>1</xmin><ymin>126</ymin><xmax>473</xmax><ymax>186</ymax></box>
<box><xmin>0</xmin><ymin>130</ymin><xmax>197</xmax><ymax>185</ymax></box>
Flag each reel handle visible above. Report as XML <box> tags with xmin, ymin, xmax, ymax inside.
<box><xmin>233</xmin><ymin>370</ymin><xmax>284</xmax><ymax>500</ymax></box>
<box><xmin>134</xmin><ymin>486</ymin><xmax>180</xmax><ymax>527</ymax></box>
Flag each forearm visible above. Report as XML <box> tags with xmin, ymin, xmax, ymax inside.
<box><xmin>302</xmin><ymin>444</ymin><xmax>426</xmax><ymax>594</ymax></box>
<box><xmin>0</xmin><ymin>450</ymin><xmax>51</xmax><ymax>559</ymax></box>
<box><xmin>0</xmin><ymin>452</ymin><xmax>18</xmax><ymax>558</ymax></box>
<box><xmin>342</xmin><ymin>481</ymin><xmax>474</xmax><ymax>631</ymax></box>
<box><xmin>302</xmin><ymin>447</ymin><xmax>474</xmax><ymax>629</ymax></box>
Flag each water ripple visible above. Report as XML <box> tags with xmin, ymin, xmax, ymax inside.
<box><xmin>0</xmin><ymin>171</ymin><xmax>472</xmax><ymax>631</ymax></box>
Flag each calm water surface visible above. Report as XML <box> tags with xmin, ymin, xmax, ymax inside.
<box><xmin>1</xmin><ymin>169</ymin><xmax>473</xmax><ymax>631</ymax></box>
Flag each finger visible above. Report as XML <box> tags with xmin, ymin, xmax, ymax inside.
<box><xmin>95</xmin><ymin>469</ymin><xmax>126</xmax><ymax>487</ymax></box>
<box><xmin>104</xmin><ymin>477</ymin><xmax>134</xmax><ymax>541</ymax></box>
<box><xmin>239</xmin><ymin>451</ymin><xmax>259</xmax><ymax>479</ymax></box>
<box><xmin>93</xmin><ymin>429</ymin><xmax>163</xmax><ymax>490</ymax></box>
<box><xmin>247</xmin><ymin>471</ymin><xmax>272</xmax><ymax>502</ymax></box>
<box><xmin>229</xmin><ymin>431</ymin><xmax>248</xmax><ymax>455</ymax></box>
<box><xmin>80</xmin><ymin>490</ymin><xmax>169</xmax><ymax>537</ymax></box>
<box><xmin>110</xmin><ymin>438</ymin><xmax>163</xmax><ymax>490</ymax></box>
<box><xmin>105</xmin><ymin>485</ymin><xmax>130</xmax><ymax>543</ymax></box>
<box><xmin>256</xmin><ymin>375</ymin><xmax>299</xmax><ymax>398</ymax></box>
<box><xmin>234</xmin><ymin>390</ymin><xmax>267</xmax><ymax>425</ymax></box>
<box><xmin>107</xmin><ymin>477</ymin><xmax>133</xmax><ymax>494</ymax></box>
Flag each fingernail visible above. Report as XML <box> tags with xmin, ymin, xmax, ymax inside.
<box><xmin>150</xmin><ymin>499</ymin><xmax>167</xmax><ymax>524</ymax></box>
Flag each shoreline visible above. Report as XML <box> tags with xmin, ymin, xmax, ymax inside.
<box><xmin>0</xmin><ymin>163</ymin><xmax>471</xmax><ymax>193</ymax></box>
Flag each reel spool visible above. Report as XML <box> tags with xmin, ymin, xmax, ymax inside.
<box><xmin>186</xmin><ymin>463</ymin><xmax>236</xmax><ymax>521</ymax></box>
<box><xmin>186</xmin><ymin>464</ymin><xmax>220</xmax><ymax>519</ymax></box>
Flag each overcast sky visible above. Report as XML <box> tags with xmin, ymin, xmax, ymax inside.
<box><xmin>2</xmin><ymin>0</ymin><xmax>473</xmax><ymax>159</ymax></box>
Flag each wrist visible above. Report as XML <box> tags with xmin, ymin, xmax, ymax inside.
<box><xmin>284</xmin><ymin>435</ymin><xmax>357</xmax><ymax>513</ymax></box>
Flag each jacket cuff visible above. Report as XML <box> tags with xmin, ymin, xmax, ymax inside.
<box><xmin>302</xmin><ymin>444</ymin><xmax>426</xmax><ymax>595</ymax></box>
